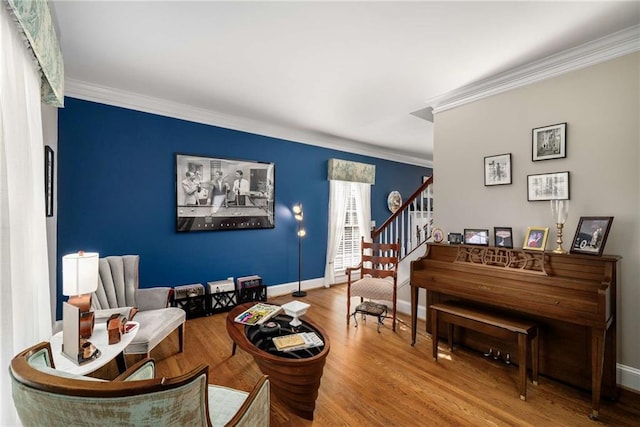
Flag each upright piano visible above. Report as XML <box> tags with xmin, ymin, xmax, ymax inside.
<box><xmin>410</xmin><ymin>243</ymin><xmax>619</xmax><ymax>419</ymax></box>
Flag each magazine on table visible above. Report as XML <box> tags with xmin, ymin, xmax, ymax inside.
<box><xmin>233</xmin><ymin>303</ymin><xmax>282</xmax><ymax>326</ymax></box>
<box><xmin>272</xmin><ymin>332</ymin><xmax>324</xmax><ymax>352</ymax></box>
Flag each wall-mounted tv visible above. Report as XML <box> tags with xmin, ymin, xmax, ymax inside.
<box><xmin>176</xmin><ymin>153</ymin><xmax>275</xmax><ymax>232</ymax></box>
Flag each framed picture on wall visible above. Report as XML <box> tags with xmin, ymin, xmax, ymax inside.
<box><xmin>45</xmin><ymin>146</ymin><xmax>54</xmax><ymax>217</ymax></box>
<box><xmin>570</xmin><ymin>216</ymin><xmax>613</xmax><ymax>256</ymax></box>
<box><xmin>532</xmin><ymin>122</ymin><xmax>566</xmax><ymax>161</ymax></box>
<box><xmin>175</xmin><ymin>153</ymin><xmax>275</xmax><ymax>232</ymax></box>
<box><xmin>527</xmin><ymin>171</ymin><xmax>570</xmax><ymax>201</ymax></box>
<box><xmin>484</xmin><ymin>153</ymin><xmax>511</xmax><ymax>186</ymax></box>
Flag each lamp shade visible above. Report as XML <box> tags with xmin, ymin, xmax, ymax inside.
<box><xmin>63</xmin><ymin>252</ymin><xmax>99</xmax><ymax>296</ymax></box>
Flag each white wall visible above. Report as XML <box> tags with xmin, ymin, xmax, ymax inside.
<box><xmin>433</xmin><ymin>53</ymin><xmax>639</xmax><ymax>387</ymax></box>
<box><xmin>42</xmin><ymin>104</ymin><xmax>58</xmax><ymax>326</ymax></box>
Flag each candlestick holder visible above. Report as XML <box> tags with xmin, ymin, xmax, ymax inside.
<box><xmin>553</xmin><ymin>222</ymin><xmax>567</xmax><ymax>254</ymax></box>
<box><xmin>550</xmin><ymin>200</ymin><xmax>569</xmax><ymax>254</ymax></box>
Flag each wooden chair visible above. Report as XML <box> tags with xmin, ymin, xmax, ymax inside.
<box><xmin>10</xmin><ymin>341</ymin><xmax>270</xmax><ymax>427</ymax></box>
<box><xmin>346</xmin><ymin>237</ymin><xmax>399</xmax><ymax>331</ymax></box>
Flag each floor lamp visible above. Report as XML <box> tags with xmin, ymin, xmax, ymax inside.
<box><xmin>292</xmin><ymin>203</ymin><xmax>307</xmax><ymax>297</ymax></box>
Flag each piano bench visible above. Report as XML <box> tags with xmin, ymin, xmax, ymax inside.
<box><xmin>430</xmin><ymin>301</ymin><xmax>539</xmax><ymax>401</ymax></box>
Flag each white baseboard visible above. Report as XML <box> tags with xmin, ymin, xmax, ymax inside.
<box><xmin>265</xmin><ymin>278</ymin><xmax>326</xmax><ymax>298</ymax></box>
<box><xmin>617</xmin><ymin>363</ymin><xmax>640</xmax><ymax>392</ymax></box>
<box><xmin>266</xmin><ymin>280</ymin><xmax>640</xmax><ymax>394</ymax></box>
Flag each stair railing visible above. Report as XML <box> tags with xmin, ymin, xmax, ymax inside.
<box><xmin>372</xmin><ymin>176</ymin><xmax>434</xmax><ymax>260</ymax></box>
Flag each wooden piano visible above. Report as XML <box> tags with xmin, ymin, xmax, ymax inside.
<box><xmin>410</xmin><ymin>243</ymin><xmax>619</xmax><ymax>419</ymax></box>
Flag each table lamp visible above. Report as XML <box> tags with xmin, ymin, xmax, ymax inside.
<box><xmin>62</xmin><ymin>251</ymin><xmax>100</xmax><ymax>364</ymax></box>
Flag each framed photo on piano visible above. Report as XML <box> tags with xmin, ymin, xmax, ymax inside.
<box><xmin>494</xmin><ymin>227</ymin><xmax>513</xmax><ymax>248</ymax></box>
<box><xmin>523</xmin><ymin>227</ymin><xmax>549</xmax><ymax>251</ymax></box>
<box><xmin>570</xmin><ymin>216</ymin><xmax>613</xmax><ymax>256</ymax></box>
<box><xmin>463</xmin><ymin>229</ymin><xmax>489</xmax><ymax>246</ymax></box>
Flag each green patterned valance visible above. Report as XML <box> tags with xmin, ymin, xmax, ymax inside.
<box><xmin>327</xmin><ymin>159</ymin><xmax>375</xmax><ymax>184</ymax></box>
<box><xmin>7</xmin><ymin>0</ymin><xmax>64</xmax><ymax>107</ymax></box>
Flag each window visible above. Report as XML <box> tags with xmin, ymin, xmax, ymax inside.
<box><xmin>334</xmin><ymin>184</ymin><xmax>361</xmax><ymax>274</ymax></box>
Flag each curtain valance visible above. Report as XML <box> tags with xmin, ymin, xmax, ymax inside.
<box><xmin>6</xmin><ymin>0</ymin><xmax>64</xmax><ymax>107</ymax></box>
<box><xmin>327</xmin><ymin>158</ymin><xmax>375</xmax><ymax>184</ymax></box>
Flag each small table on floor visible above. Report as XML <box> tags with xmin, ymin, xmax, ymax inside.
<box><xmin>49</xmin><ymin>321</ymin><xmax>139</xmax><ymax>375</ymax></box>
<box><xmin>351</xmin><ymin>301</ymin><xmax>388</xmax><ymax>332</ymax></box>
<box><xmin>226</xmin><ymin>303</ymin><xmax>330</xmax><ymax>420</ymax></box>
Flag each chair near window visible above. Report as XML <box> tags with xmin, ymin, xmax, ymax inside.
<box><xmin>346</xmin><ymin>237</ymin><xmax>399</xmax><ymax>332</ymax></box>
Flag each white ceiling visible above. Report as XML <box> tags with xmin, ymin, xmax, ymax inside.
<box><xmin>49</xmin><ymin>1</ymin><xmax>640</xmax><ymax>166</ymax></box>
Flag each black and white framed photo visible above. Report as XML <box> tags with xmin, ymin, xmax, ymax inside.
<box><xmin>464</xmin><ymin>228</ymin><xmax>489</xmax><ymax>246</ymax></box>
<box><xmin>532</xmin><ymin>122</ymin><xmax>566</xmax><ymax>161</ymax></box>
<box><xmin>494</xmin><ymin>227</ymin><xmax>513</xmax><ymax>248</ymax></box>
<box><xmin>484</xmin><ymin>153</ymin><xmax>511</xmax><ymax>186</ymax></box>
<box><xmin>45</xmin><ymin>146</ymin><xmax>54</xmax><ymax>217</ymax></box>
<box><xmin>570</xmin><ymin>216</ymin><xmax>613</xmax><ymax>256</ymax></box>
<box><xmin>527</xmin><ymin>171</ymin><xmax>570</xmax><ymax>201</ymax></box>
<box><xmin>176</xmin><ymin>153</ymin><xmax>275</xmax><ymax>232</ymax></box>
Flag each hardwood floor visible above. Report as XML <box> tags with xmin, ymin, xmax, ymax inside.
<box><xmin>143</xmin><ymin>285</ymin><xmax>640</xmax><ymax>426</ymax></box>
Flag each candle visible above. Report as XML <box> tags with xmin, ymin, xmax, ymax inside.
<box><xmin>557</xmin><ymin>200</ymin><xmax>563</xmax><ymax>223</ymax></box>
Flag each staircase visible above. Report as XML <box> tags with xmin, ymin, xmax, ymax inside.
<box><xmin>372</xmin><ymin>176</ymin><xmax>434</xmax><ymax>261</ymax></box>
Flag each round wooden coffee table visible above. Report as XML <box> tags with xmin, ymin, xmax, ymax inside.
<box><xmin>226</xmin><ymin>303</ymin><xmax>330</xmax><ymax>420</ymax></box>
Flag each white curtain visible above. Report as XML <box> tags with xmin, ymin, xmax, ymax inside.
<box><xmin>353</xmin><ymin>182</ymin><xmax>371</xmax><ymax>244</ymax></box>
<box><xmin>323</xmin><ymin>181</ymin><xmax>372</xmax><ymax>286</ymax></box>
<box><xmin>323</xmin><ymin>180</ymin><xmax>349</xmax><ymax>286</ymax></box>
<box><xmin>1</xmin><ymin>5</ymin><xmax>53</xmax><ymax>425</ymax></box>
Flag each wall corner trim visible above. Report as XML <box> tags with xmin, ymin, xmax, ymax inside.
<box><xmin>64</xmin><ymin>81</ymin><xmax>432</xmax><ymax>168</ymax></box>
<box><xmin>429</xmin><ymin>25</ymin><xmax>640</xmax><ymax>114</ymax></box>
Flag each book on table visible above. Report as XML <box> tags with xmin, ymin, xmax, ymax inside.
<box><xmin>272</xmin><ymin>332</ymin><xmax>324</xmax><ymax>352</ymax></box>
<box><xmin>234</xmin><ymin>303</ymin><xmax>282</xmax><ymax>326</ymax></box>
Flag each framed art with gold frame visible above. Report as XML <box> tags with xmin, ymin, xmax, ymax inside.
<box><xmin>523</xmin><ymin>227</ymin><xmax>549</xmax><ymax>251</ymax></box>
<box><xmin>432</xmin><ymin>228</ymin><xmax>444</xmax><ymax>243</ymax></box>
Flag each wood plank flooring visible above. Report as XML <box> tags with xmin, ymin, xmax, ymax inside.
<box><xmin>142</xmin><ymin>285</ymin><xmax>640</xmax><ymax>426</ymax></box>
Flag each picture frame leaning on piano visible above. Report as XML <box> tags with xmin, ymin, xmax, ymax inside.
<box><xmin>522</xmin><ymin>227</ymin><xmax>549</xmax><ymax>251</ymax></box>
<box><xmin>570</xmin><ymin>216</ymin><xmax>613</xmax><ymax>257</ymax></box>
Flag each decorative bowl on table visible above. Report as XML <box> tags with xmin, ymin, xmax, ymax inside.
<box><xmin>281</xmin><ymin>300</ymin><xmax>310</xmax><ymax>327</ymax></box>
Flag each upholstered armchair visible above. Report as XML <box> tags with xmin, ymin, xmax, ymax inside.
<box><xmin>92</xmin><ymin>255</ymin><xmax>185</xmax><ymax>355</ymax></box>
<box><xmin>10</xmin><ymin>341</ymin><xmax>270</xmax><ymax>426</ymax></box>
<box><xmin>346</xmin><ymin>238</ymin><xmax>399</xmax><ymax>331</ymax></box>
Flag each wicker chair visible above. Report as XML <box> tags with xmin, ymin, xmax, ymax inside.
<box><xmin>346</xmin><ymin>238</ymin><xmax>399</xmax><ymax>332</ymax></box>
<box><xmin>10</xmin><ymin>341</ymin><xmax>270</xmax><ymax>426</ymax></box>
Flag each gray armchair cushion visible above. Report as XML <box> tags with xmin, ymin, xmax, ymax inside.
<box><xmin>126</xmin><ymin>307</ymin><xmax>185</xmax><ymax>354</ymax></box>
<box><xmin>135</xmin><ymin>287</ymin><xmax>171</xmax><ymax>311</ymax></box>
<box><xmin>91</xmin><ymin>255</ymin><xmax>185</xmax><ymax>355</ymax></box>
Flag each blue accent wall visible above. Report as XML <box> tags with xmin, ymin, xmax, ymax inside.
<box><xmin>57</xmin><ymin>98</ymin><xmax>431</xmax><ymax>317</ymax></box>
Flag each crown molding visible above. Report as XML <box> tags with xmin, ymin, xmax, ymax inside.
<box><xmin>429</xmin><ymin>25</ymin><xmax>640</xmax><ymax>114</ymax></box>
<box><xmin>64</xmin><ymin>79</ymin><xmax>432</xmax><ymax>168</ymax></box>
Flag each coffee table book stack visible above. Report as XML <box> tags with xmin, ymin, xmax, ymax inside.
<box><xmin>272</xmin><ymin>332</ymin><xmax>324</xmax><ymax>352</ymax></box>
<box><xmin>233</xmin><ymin>303</ymin><xmax>282</xmax><ymax>326</ymax></box>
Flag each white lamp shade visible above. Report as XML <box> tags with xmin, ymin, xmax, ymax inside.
<box><xmin>63</xmin><ymin>252</ymin><xmax>99</xmax><ymax>296</ymax></box>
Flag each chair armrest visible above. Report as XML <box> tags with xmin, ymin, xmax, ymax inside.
<box><xmin>114</xmin><ymin>357</ymin><xmax>156</xmax><ymax>382</ymax></box>
<box><xmin>345</xmin><ymin>262</ymin><xmax>363</xmax><ymax>283</ymax></box>
<box><xmin>224</xmin><ymin>375</ymin><xmax>270</xmax><ymax>426</ymax></box>
<box><xmin>135</xmin><ymin>287</ymin><xmax>171</xmax><ymax>311</ymax></box>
